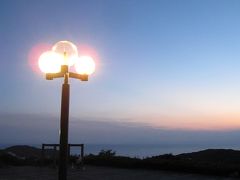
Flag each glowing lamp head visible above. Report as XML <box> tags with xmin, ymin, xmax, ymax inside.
<box><xmin>75</xmin><ymin>56</ymin><xmax>95</xmax><ymax>75</ymax></box>
<box><xmin>52</xmin><ymin>41</ymin><xmax>78</xmax><ymax>66</ymax></box>
<box><xmin>38</xmin><ymin>51</ymin><xmax>62</xmax><ymax>73</ymax></box>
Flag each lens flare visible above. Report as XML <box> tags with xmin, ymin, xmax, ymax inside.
<box><xmin>77</xmin><ymin>44</ymin><xmax>100</xmax><ymax>65</ymax></box>
<box><xmin>28</xmin><ymin>43</ymin><xmax>52</xmax><ymax>74</ymax></box>
<box><xmin>75</xmin><ymin>56</ymin><xmax>95</xmax><ymax>75</ymax></box>
<box><xmin>38</xmin><ymin>51</ymin><xmax>62</xmax><ymax>73</ymax></box>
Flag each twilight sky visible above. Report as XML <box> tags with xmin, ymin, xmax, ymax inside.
<box><xmin>1</xmin><ymin>0</ymin><xmax>240</xmax><ymax>144</ymax></box>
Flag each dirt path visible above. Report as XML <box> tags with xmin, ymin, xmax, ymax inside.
<box><xmin>0</xmin><ymin>166</ymin><xmax>236</xmax><ymax>180</ymax></box>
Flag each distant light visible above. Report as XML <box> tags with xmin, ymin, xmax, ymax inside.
<box><xmin>52</xmin><ymin>41</ymin><xmax>78</xmax><ymax>66</ymax></box>
<box><xmin>75</xmin><ymin>56</ymin><xmax>95</xmax><ymax>75</ymax></box>
<box><xmin>38</xmin><ymin>51</ymin><xmax>62</xmax><ymax>73</ymax></box>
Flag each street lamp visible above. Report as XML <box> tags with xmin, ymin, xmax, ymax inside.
<box><xmin>38</xmin><ymin>41</ymin><xmax>95</xmax><ymax>180</ymax></box>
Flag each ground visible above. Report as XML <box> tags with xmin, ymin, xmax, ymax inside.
<box><xmin>0</xmin><ymin>166</ymin><xmax>236</xmax><ymax>180</ymax></box>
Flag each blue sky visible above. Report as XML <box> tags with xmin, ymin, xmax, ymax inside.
<box><xmin>1</xmin><ymin>0</ymin><xmax>240</xmax><ymax>139</ymax></box>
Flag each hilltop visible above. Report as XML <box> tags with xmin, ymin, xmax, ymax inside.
<box><xmin>1</xmin><ymin>146</ymin><xmax>240</xmax><ymax>177</ymax></box>
<box><xmin>0</xmin><ymin>145</ymin><xmax>56</xmax><ymax>166</ymax></box>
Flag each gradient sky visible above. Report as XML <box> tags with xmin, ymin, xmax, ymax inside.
<box><xmin>1</xmin><ymin>0</ymin><xmax>240</xmax><ymax>135</ymax></box>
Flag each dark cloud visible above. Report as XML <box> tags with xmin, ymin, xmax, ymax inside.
<box><xmin>0</xmin><ymin>113</ymin><xmax>240</xmax><ymax>150</ymax></box>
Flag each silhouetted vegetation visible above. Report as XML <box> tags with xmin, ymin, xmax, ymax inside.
<box><xmin>84</xmin><ymin>149</ymin><xmax>240</xmax><ymax>177</ymax></box>
<box><xmin>85</xmin><ymin>149</ymin><xmax>140</xmax><ymax>168</ymax></box>
<box><xmin>1</xmin><ymin>146</ymin><xmax>240</xmax><ymax>177</ymax></box>
<box><xmin>98</xmin><ymin>149</ymin><xmax>116</xmax><ymax>157</ymax></box>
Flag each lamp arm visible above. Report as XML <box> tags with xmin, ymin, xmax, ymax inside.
<box><xmin>69</xmin><ymin>72</ymin><xmax>88</xmax><ymax>81</ymax></box>
<box><xmin>46</xmin><ymin>72</ymin><xmax>65</xmax><ymax>80</ymax></box>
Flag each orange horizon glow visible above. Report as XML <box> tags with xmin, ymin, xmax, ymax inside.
<box><xmin>135</xmin><ymin>114</ymin><xmax>240</xmax><ymax>131</ymax></box>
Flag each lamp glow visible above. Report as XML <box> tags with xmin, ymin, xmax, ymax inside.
<box><xmin>52</xmin><ymin>41</ymin><xmax>78</xmax><ymax>66</ymax></box>
<box><xmin>38</xmin><ymin>51</ymin><xmax>62</xmax><ymax>73</ymax></box>
<box><xmin>37</xmin><ymin>40</ymin><xmax>97</xmax><ymax>180</ymax></box>
<box><xmin>75</xmin><ymin>56</ymin><xmax>95</xmax><ymax>75</ymax></box>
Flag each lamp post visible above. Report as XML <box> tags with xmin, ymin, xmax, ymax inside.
<box><xmin>38</xmin><ymin>41</ymin><xmax>95</xmax><ymax>180</ymax></box>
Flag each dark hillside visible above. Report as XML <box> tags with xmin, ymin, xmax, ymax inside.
<box><xmin>3</xmin><ymin>145</ymin><xmax>56</xmax><ymax>159</ymax></box>
<box><xmin>1</xmin><ymin>146</ymin><xmax>240</xmax><ymax>177</ymax></box>
<box><xmin>5</xmin><ymin>145</ymin><xmax>41</xmax><ymax>159</ymax></box>
<box><xmin>178</xmin><ymin>149</ymin><xmax>240</xmax><ymax>164</ymax></box>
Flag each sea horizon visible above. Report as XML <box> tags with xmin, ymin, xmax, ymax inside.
<box><xmin>1</xmin><ymin>143</ymin><xmax>240</xmax><ymax>158</ymax></box>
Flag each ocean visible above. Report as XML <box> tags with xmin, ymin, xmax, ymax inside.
<box><xmin>1</xmin><ymin>144</ymin><xmax>240</xmax><ymax>158</ymax></box>
<box><xmin>65</xmin><ymin>144</ymin><xmax>240</xmax><ymax>158</ymax></box>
